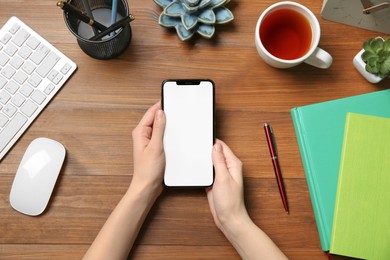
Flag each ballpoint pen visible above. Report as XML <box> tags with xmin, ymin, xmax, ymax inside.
<box><xmin>89</xmin><ymin>14</ymin><xmax>134</xmax><ymax>41</ymax></box>
<box><xmin>81</xmin><ymin>0</ymin><xmax>98</xmax><ymax>35</ymax></box>
<box><xmin>57</xmin><ymin>1</ymin><xmax>107</xmax><ymax>32</ymax></box>
<box><xmin>264</xmin><ymin>123</ymin><xmax>289</xmax><ymax>213</ymax></box>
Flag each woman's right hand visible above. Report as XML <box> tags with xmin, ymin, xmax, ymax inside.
<box><xmin>206</xmin><ymin>139</ymin><xmax>288</xmax><ymax>260</ymax></box>
<box><xmin>206</xmin><ymin>139</ymin><xmax>249</xmax><ymax>232</ymax></box>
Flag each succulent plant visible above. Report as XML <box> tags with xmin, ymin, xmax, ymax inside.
<box><xmin>154</xmin><ymin>0</ymin><xmax>234</xmax><ymax>41</ymax></box>
<box><xmin>361</xmin><ymin>37</ymin><xmax>390</xmax><ymax>78</ymax></box>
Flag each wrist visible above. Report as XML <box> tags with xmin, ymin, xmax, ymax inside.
<box><xmin>219</xmin><ymin>212</ymin><xmax>288</xmax><ymax>260</ymax></box>
<box><xmin>127</xmin><ymin>178</ymin><xmax>162</xmax><ymax>207</ymax></box>
<box><xmin>219</xmin><ymin>210</ymin><xmax>254</xmax><ymax>240</ymax></box>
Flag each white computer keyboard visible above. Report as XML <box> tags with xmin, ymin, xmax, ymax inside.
<box><xmin>0</xmin><ymin>16</ymin><xmax>77</xmax><ymax>161</ymax></box>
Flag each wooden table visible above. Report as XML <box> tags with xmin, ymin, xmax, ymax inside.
<box><xmin>0</xmin><ymin>0</ymin><xmax>388</xmax><ymax>259</ymax></box>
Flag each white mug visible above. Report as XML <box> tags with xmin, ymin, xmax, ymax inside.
<box><xmin>255</xmin><ymin>1</ymin><xmax>332</xmax><ymax>69</ymax></box>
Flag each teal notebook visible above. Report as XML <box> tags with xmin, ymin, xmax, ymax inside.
<box><xmin>290</xmin><ymin>89</ymin><xmax>390</xmax><ymax>251</ymax></box>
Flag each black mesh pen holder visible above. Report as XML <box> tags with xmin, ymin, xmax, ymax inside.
<box><xmin>63</xmin><ymin>0</ymin><xmax>132</xmax><ymax>59</ymax></box>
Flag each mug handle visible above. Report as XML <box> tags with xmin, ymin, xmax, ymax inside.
<box><xmin>304</xmin><ymin>47</ymin><xmax>333</xmax><ymax>69</ymax></box>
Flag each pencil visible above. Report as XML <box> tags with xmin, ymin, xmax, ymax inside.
<box><xmin>110</xmin><ymin>0</ymin><xmax>118</xmax><ymax>36</ymax></box>
<box><xmin>57</xmin><ymin>1</ymin><xmax>107</xmax><ymax>32</ymax></box>
<box><xmin>89</xmin><ymin>14</ymin><xmax>134</xmax><ymax>41</ymax></box>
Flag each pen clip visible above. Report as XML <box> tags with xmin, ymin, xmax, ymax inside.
<box><xmin>264</xmin><ymin>123</ymin><xmax>278</xmax><ymax>156</ymax></box>
<box><xmin>269</xmin><ymin>125</ymin><xmax>278</xmax><ymax>156</ymax></box>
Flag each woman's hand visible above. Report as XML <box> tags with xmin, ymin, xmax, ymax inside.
<box><xmin>206</xmin><ymin>139</ymin><xmax>248</xmax><ymax>231</ymax></box>
<box><xmin>131</xmin><ymin>101</ymin><xmax>166</xmax><ymax>199</ymax></box>
<box><xmin>84</xmin><ymin>102</ymin><xmax>167</xmax><ymax>260</ymax></box>
<box><xmin>206</xmin><ymin>139</ymin><xmax>288</xmax><ymax>260</ymax></box>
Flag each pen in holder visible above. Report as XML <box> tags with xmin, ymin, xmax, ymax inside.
<box><xmin>60</xmin><ymin>0</ymin><xmax>133</xmax><ymax>59</ymax></box>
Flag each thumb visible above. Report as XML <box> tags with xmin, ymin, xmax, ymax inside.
<box><xmin>150</xmin><ymin>109</ymin><xmax>166</xmax><ymax>146</ymax></box>
<box><xmin>212</xmin><ymin>141</ymin><xmax>230</xmax><ymax>182</ymax></box>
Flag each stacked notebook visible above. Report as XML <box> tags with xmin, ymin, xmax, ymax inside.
<box><xmin>291</xmin><ymin>89</ymin><xmax>390</xmax><ymax>259</ymax></box>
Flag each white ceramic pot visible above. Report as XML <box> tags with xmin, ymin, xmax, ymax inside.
<box><xmin>353</xmin><ymin>49</ymin><xmax>384</xmax><ymax>84</ymax></box>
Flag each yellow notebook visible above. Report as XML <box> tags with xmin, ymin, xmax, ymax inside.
<box><xmin>330</xmin><ymin>113</ymin><xmax>390</xmax><ymax>259</ymax></box>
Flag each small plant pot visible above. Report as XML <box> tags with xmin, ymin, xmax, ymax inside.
<box><xmin>353</xmin><ymin>49</ymin><xmax>384</xmax><ymax>84</ymax></box>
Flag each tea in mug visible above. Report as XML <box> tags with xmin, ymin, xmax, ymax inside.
<box><xmin>260</xmin><ymin>9</ymin><xmax>312</xmax><ymax>60</ymax></box>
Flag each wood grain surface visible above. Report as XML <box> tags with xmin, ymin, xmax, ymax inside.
<box><xmin>0</xmin><ymin>0</ymin><xmax>388</xmax><ymax>259</ymax></box>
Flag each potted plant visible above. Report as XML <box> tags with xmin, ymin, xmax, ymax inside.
<box><xmin>353</xmin><ymin>36</ymin><xmax>390</xmax><ymax>83</ymax></box>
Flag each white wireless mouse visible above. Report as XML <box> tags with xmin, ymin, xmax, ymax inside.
<box><xmin>9</xmin><ymin>137</ymin><xmax>66</xmax><ymax>216</ymax></box>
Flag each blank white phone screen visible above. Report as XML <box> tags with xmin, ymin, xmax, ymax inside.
<box><xmin>163</xmin><ymin>80</ymin><xmax>214</xmax><ymax>187</ymax></box>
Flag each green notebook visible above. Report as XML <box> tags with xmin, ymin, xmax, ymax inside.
<box><xmin>290</xmin><ymin>89</ymin><xmax>390</xmax><ymax>251</ymax></box>
<box><xmin>330</xmin><ymin>113</ymin><xmax>390</xmax><ymax>259</ymax></box>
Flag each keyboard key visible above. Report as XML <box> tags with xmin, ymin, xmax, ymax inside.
<box><xmin>31</xmin><ymin>90</ymin><xmax>46</xmax><ymax>105</ymax></box>
<box><xmin>0</xmin><ymin>113</ymin><xmax>8</xmax><ymax>127</ymax></box>
<box><xmin>44</xmin><ymin>83</ymin><xmax>55</xmax><ymax>95</ymax></box>
<box><xmin>26</xmin><ymin>36</ymin><xmax>40</xmax><ymax>50</ymax></box>
<box><xmin>0</xmin><ymin>76</ymin><xmax>7</xmax><ymax>89</ymax></box>
<box><xmin>11</xmin><ymin>93</ymin><xmax>25</xmax><ymax>107</ymax></box>
<box><xmin>21</xmin><ymin>60</ymin><xmax>36</xmax><ymax>75</ymax></box>
<box><xmin>0</xmin><ymin>90</ymin><xmax>11</xmax><ymax>104</ymax></box>
<box><xmin>13</xmin><ymin>71</ymin><xmax>28</xmax><ymax>84</ymax></box>
<box><xmin>52</xmin><ymin>73</ymin><xmax>63</xmax><ymax>84</ymax></box>
<box><xmin>1</xmin><ymin>65</ymin><xmax>16</xmax><ymax>79</ymax></box>
<box><xmin>12</xmin><ymin>28</ymin><xmax>30</xmax><ymax>47</ymax></box>
<box><xmin>48</xmin><ymin>69</ymin><xmax>58</xmax><ymax>81</ymax></box>
<box><xmin>27</xmin><ymin>73</ymin><xmax>41</xmax><ymax>87</ymax></box>
<box><xmin>21</xmin><ymin>100</ymin><xmax>38</xmax><ymax>117</ymax></box>
<box><xmin>3</xmin><ymin>103</ymin><xmax>17</xmax><ymax>117</ymax></box>
<box><xmin>0</xmin><ymin>52</ymin><xmax>10</xmax><ymax>66</ymax></box>
<box><xmin>19</xmin><ymin>84</ymin><xmax>33</xmax><ymax>97</ymax></box>
<box><xmin>0</xmin><ymin>112</ymin><xmax>28</xmax><ymax>152</ymax></box>
<box><xmin>61</xmin><ymin>63</ymin><xmax>72</xmax><ymax>74</ymax></box>
<box><xmin>18</xmin><ymin>46</ymin><xmax>33</xmax><ymax>60</ymax></box>
<box><xmin>10</xmin><ymin>56</ymin><xmax>24</xmax><ymax>69</ymax></box>
<box><xmin>30</xmin><ymin>44</ymin><xmax>50</xmax><ymax>65</ymax></box>
<box><xmin>5</xmin><ymin>80</ymin><xmax>19</xmax><ymax>94</ymax></box>
<box><xmin>9</xmin><ymin>23</ymin><xmax>21</xmax><ymax>34</ymax></box>
<box><xmin>0</xmin><ymin>33</ymin><xmax>11</xmax><ymax>44</ymax></box>
<box><xmin>4</xmin><ymin>42</ymin><xmax>18</xmax><ymax>57</ymax></box>
<box><xmin>37</xmin><ymin>52</ymin><xmax>60</xmax><ymax>77</ymax></box>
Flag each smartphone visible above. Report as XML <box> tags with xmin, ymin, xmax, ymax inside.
<box><xmin>162</xmin><ymin>79</ymin><xmax>215</xmax><ymax>187</ymax></box>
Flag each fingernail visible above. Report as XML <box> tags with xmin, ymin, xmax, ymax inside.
<box><xmin>156</xmin><ymin>110</ymin><xmax>163</xmax><ymax>120</ymax></box>
<box><xmin>214</xmin><ymin>142</ymin><xmax>221</xmax><ymax>152</ymax></box>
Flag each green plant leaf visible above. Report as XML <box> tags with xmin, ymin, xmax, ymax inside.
<box><xmin>367</xmin><ymin>56</ymin><xmax>379</xmax><ymax>66</ymax></box>
<box><xmin>366</xmin><ymin>64</ymin><xmax>379</xmax><ymax>74</ymax></box>
<box><xmin>363</xmin><ymin>41</ymin><xmax>375</xmax><ymax>53</ymax></box>
<box><xmin>382</xmin><ymin>55</ymin><xmax>390</xmax><ymax>77</ymax></box>
<box><xmin>361</xmin><ymin>51</ymin><xmax>376</xmax><ymax>62</ymax></box>
<box><xmin>379</xmin><ymin>66</ymin><xmax>388</xmax><ymax>78</ymax></box>
<box><xmin>367</xmin><ymin>56</ymin><xmax>380</xmax><ymax>74</ymax></box>
<box><xmin>383</xmin><ymin>37</ymin><xmax>390</xmax><ymax>52</ymax></box>
<box><xmin>372</xmin><ymin>38</ymin><xmax>384</xmax><ymax>53</ymax></box>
